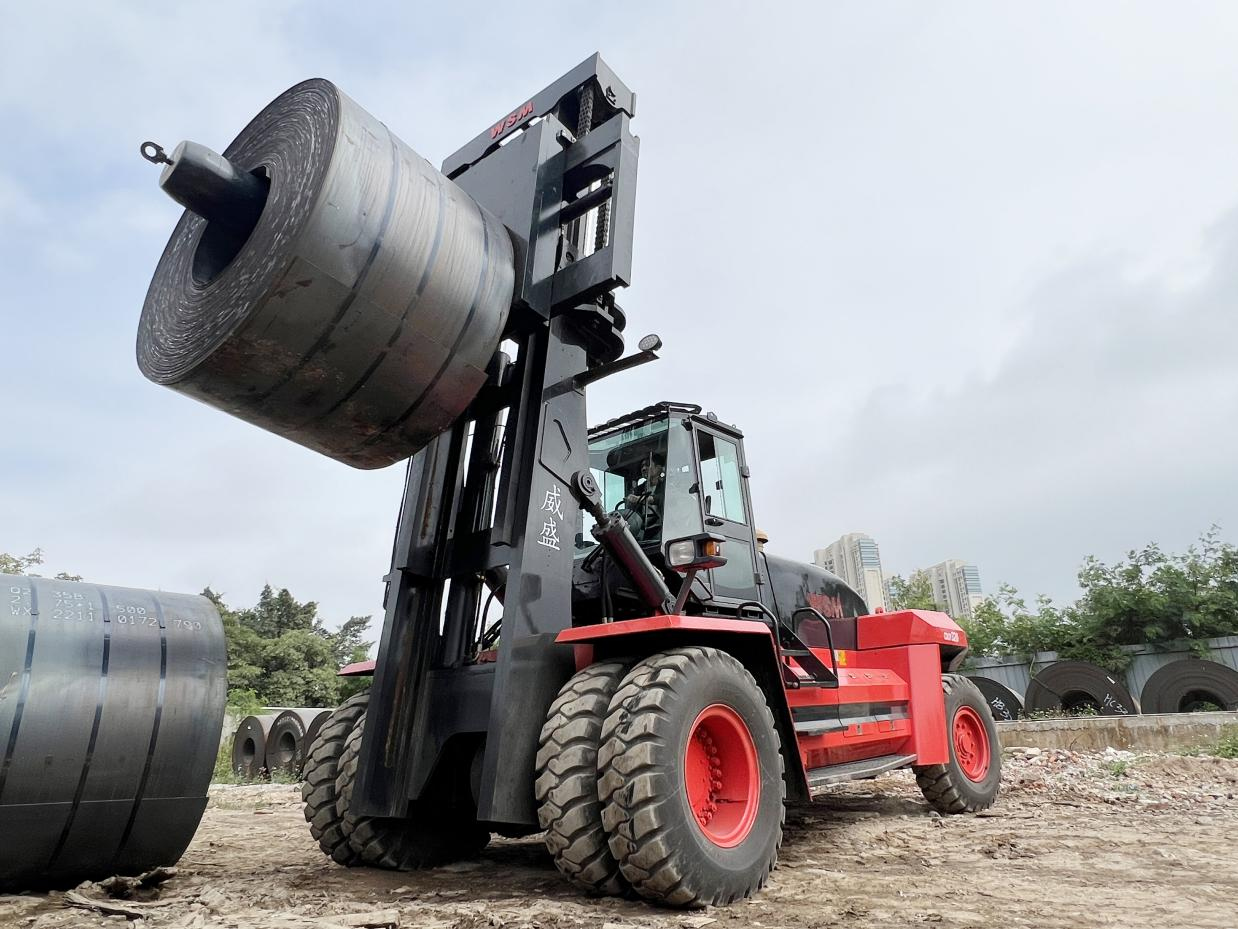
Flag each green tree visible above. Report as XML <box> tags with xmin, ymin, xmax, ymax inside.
<box><xmin>1</xmin><ymin>548</ymin><xmax>44</xmax><ymax>575</ymax></box>
<box><xmin>959</xmin><ymin>527</ymin><xmax>1238</xmax><ymax>672</ymax></box>
<box><xmin>206</xmin><ymin>585</ymin><xmax>372</xmax><ymax>710</ymax></box>
<box><xmin>887</xmin><ymin>570</ymin><xmax>938</xmax><ymax>611</ymax></box>
<box><xmin>0</xmin><ymin>547</ymin><xmax>82</xmax><ymax>581</ymax></box>
<box><xmin>958</xmin><ymin>584</ymin><xmax>1082</xmax><ymax>661</ymax></box>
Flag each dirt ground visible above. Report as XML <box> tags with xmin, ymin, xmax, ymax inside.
<box><xmin>4</xmin><ymin>748</ymin><xmax>1236</xmax><ymax>929</ymax></box>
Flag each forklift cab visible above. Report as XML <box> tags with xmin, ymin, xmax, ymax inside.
<box><xmin>577</xmin><ymin>402</ymin><xmax>761</xmax><ymax>610</ymax></box>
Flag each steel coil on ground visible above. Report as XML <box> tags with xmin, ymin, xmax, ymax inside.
<box><xmin>232</xmin><ymin>715</ymin><xmax>277</xmax><ymax>779</ymax></box>
<box><xmin>0</xmin><ymin>575</ymin><xmax>225</xmax><ymax>890</ymax></box>
<box><xmin>266</xmin><ymin>708</ymin><xmax>331</xmax><ymax>776</ymax></box>
<box><xmin>1024</xmin><ymin>660</ymin><xmax>1139</xmax><ymax>716</ymax></box>
<box><xmin>1139</xmin><ymin>659</ymin><xmax>1238</xmax><ymax>713</ymax></box>
<box><xmin>968</xmin><ymin>676</ymin><xmax>1023</xmax><ymax>721</ymax></box>
<box><xmin>304</xmin><ymin>707</ymin><xmax>331</xmax><ymax>752</ymax></box>
<box><xmin>137</xmin><ymin>78</ymin><xmax>516</xmax><ymax>469</ymax></box>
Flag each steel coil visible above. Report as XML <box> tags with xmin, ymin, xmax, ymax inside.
<box><xmin>968</xmin><ymin>676</ymin><xmax>1023</xmax><ymax>721</ymax></box>
<box><xmin>1139</xmin><ymin>659</ymin><xmax>1238</xmax><ymax>713</ymax></box>
<box><xmin>138</xmin><ymin>79</ymin><xmax>516</xmax><ymax>469</ymax></box>
<box><xmin>305</xmin><ymin>706</ymin><xmax>330</xmax><ymax>751</ymax></box>
<box><xmin>0</xmin><ymin>574</ymin><xmax>225</xmax><ymax>890</ymax></box>
<box><xmin>232</xmin><ymin>715</ymin><xmax>276</xmax><ymax>779</ymax></box>
<box><xmin>1024</xmin><ymin>660</ymin><xmax>1138</xmax><ymax>716</ymax></box>
<box><xmin>266</xmin><ymin>707</ymin><xmax>330</xmax><ymax>776</ymax></box>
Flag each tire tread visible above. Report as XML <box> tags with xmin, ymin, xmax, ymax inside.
<box><xmin>535</xmin><ymin>661</ymin><xmax>632</xmax><ymax>896</ymax></box>
<box><xmin>599</xmin><ymin>646</ymin><xmax>785</xmax><ymax>908</ymax></box>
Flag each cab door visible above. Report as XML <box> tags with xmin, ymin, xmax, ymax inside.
<box><xmin>690</xmin><ymin>422</ymin><xmax>759</xmax><ymax>603</ymax></box>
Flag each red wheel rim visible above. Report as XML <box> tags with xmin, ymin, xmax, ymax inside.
<box><xmin>684</xmin><ymin>704</ymin><xmax>760</xmax><ymax>847</ymax></box>
<box><xmin>952</xmin><ymin>705</ymin><xmax>991</xmax><ymax>781</ymax></box>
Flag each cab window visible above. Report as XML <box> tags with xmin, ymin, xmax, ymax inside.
<box><xmin>696</xmin><ymin>432</ymin><xmax>746</xmax><ymax>524</ymax></box>
<box><xmin>577</xmin><ymin>417</ymin><xmax>670</xmax><ymax>550</ymax></box>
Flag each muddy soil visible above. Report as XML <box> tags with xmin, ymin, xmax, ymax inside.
<box><xmin>4</xmin><ymin>749</ymin><xmax>1235</xmax><ymax>929</ymax></box>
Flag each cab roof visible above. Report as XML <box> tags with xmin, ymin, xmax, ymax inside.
<box><xmin>588</xmin><ymin>401</ymin><xmax>744</xmax><ymax>442</ymax></box>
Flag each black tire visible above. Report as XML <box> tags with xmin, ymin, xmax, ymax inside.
<box><xmin>599</xmin><ymin>647</ymin><xmax>785</xmax><ymax>908</ymax></box>
<box><xmin>337</xmin><ymin>717</ymin><xmax>490</xmax><ymax>869</ymax></box>
<box><xmin>1140</xmin><ymin>659</ymin><xmax>1238</xmax><ymax>713</ymax></box>
<box><xmin>968</xmin><ymin>676</ymin><xmax>1023</xmax><ymax>721</ymax></box>
<box><xmin>302</xmin><ymin>691</ymin><xmax>370</xmax><ymax>864</ymax></box>
<box><xmin>914</xmin><ymin>674</ymin><xmax>1001</xmax><ymax>814</ymax></box>
<box><xmin>1024</xmin><ymin>660</ymin><xmax>1138</xmax><ymax>716</ymax></box>
<box><xmin>535</xmin><ymin>661</ymin><xmax>632</xmax><ymax>896</ymax></box>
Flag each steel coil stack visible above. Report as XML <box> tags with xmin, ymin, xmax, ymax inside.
<box><xmin>0</xmin><ymin>575</ymin><xmax>225</xmax><ymax>890</ymax></box>
<box><xmin>228</xmin><ymin>708</ymin><xmax>333</xmax><ymax>779</ymax></box>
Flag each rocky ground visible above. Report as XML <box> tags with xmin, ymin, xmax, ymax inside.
<box><xmin>3</xmin><ymin>748</ymin><xmax>1235</xmax><ymax>929</ymax></box>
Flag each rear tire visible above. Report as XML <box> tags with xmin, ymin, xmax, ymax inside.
<box><xmin>337</xmin><ymin>717</ymin><xmax>490</xmax><ymax>869</ymax></box>
<box><xmin>914</xmin><ymin>674</ymin><xmax>1002</xmax><ymax>814</ymax></box>
<box><xmin>301</xmin><ymin>690</ymin><xmax>370</xmax><ymax>865</ymax></box>
<box><xmin>599</xmin><ymin>647</ymin><xmax>785</xmax><ymax>908</ymax></box>
<box><xmin>535</xmin><ymin>661</ymin><xmax>632</xmax><ymax>896</ymax></box>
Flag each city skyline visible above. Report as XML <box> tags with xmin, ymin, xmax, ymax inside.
<box><xmin>814</xmin><ymin>530</ymin><xmax>985</xmax><ymax>617</ymax></box>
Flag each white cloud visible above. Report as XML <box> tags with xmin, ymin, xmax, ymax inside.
<box><xmin>4</xmin><ymin>1</ymin><xmax>1238</xmax><ymax>624</ymax></box>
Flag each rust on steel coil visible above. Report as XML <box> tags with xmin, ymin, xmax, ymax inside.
<box><xmin>0</xmin><ymin>574</ymin><xmax>225</xmax><ymax>890</ymax></box>
<box><xmin>266</xmin><ymin>708</ymin><xmax>331</xmax><ymax>775</ymax></box>
<box><xmin>138</xmin><ymin>79</ymin><xmax>516</xmax><ymax>469</ymax></box>
<box><xmin>232</xmin><ymin>715</ymin><xmax>277</xmax><ymax>779</ymax></box>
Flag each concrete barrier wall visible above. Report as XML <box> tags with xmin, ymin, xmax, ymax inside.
<box><xmin>996</xmin><ymin>710</ymin><xmax>1238</xmax><ymax>753</ymax></box>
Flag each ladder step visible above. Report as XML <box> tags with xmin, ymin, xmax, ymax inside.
<box><xmin>807</xmin><ymin>754</ymin><xmax>916</xmax><ymax>795</ymax></box>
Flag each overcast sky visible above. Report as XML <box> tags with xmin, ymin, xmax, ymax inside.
<box><xmin>2</xmin><ymin>2</ymin><xmax>1236</xmax><ymax>627</ymax></box>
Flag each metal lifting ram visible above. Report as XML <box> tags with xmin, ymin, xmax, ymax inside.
<box><xmin>138</xmin><ymin>54</ymin><xmax>1001</xmax><ymax>908</ymax></box>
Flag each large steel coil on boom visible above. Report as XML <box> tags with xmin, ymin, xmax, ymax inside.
<box><xmin>0</xmin><ymin>575</ymin><xmax>225</xmax><ymax>890</ymax></box>
<box><xmin>138</xmin><ymin>79</ymin><xmax>516</xmax><ymax>469</ymax></box>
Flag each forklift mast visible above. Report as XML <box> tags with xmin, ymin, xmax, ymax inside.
<box><xmin>354</xmin><ymin>55</ymin><xmax>644</xmax><ymax>826</ymax></box>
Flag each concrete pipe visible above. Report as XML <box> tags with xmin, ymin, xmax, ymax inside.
<box><xmin>232</xmin><ymin>715</ymin><xmax>277</xmax><ymax>779</ymax></box>
<box><xmin>0</xmin><ymin>574</ymin><xmax>225</xmax><ymax>890</ymax></box>
<box><xmin>266</xmin><ymin>708</ymin><xmax>331</xmax><ymax>776</ymax></box>
<box><xmin>138</xmin><ymin>79</ymin><xmax>516</xmax><ymax>469</ymax></box>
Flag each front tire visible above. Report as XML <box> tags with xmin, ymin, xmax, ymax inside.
<box><xmin>535</xmin><ymin>661</ymin><xmax>632</xmax><ymax>896</ymax></box>
<box><xmin>302</xmin><ymin>691</ymin><xmax>370</xmax><ymax>865</ymax></box>
<box><xmin>914</xmin><ymin>674</ymin><xmax>1002</xmax><ymax>813</ymax></box>
<box><xmin>599</xmin><ymin>647</ymin><xmax>785</xmax><ymax>908</ymax></box>
<box><xmin>336</xmin><ymin>717</ymin><xmax>490</xmax><ymax>869</ymax></box>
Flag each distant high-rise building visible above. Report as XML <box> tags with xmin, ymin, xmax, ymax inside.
<box><xmin>925</xmin><ymin>559</ymin><xmax>984</xmax><ymax>618</ymax></box>
<box><xmin>813</xmin><ymin>533</ymin><xmax>887</xmax><ymax>612</ymax></box>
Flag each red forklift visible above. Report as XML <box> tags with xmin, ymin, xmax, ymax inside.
<box><xmin>140</xmin><ymin>54</ymin><xmax>1000</xmax><ymax>908</ymax></box>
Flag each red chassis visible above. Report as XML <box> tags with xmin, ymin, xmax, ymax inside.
<box><xmin>556</xmin><ymin>609</ymin><xmax>964</xmax><ymax>796</ymax></box>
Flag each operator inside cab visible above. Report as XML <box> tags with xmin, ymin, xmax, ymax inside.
<box><xmin>577</xmin><ymin>414</ymin><xmax>673</xmax><ymax>552</ymax></box>
<box><xmin>620</xmin><ymin>453</ymin><xmax>666</xmax><ymax>542</ymax></box>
